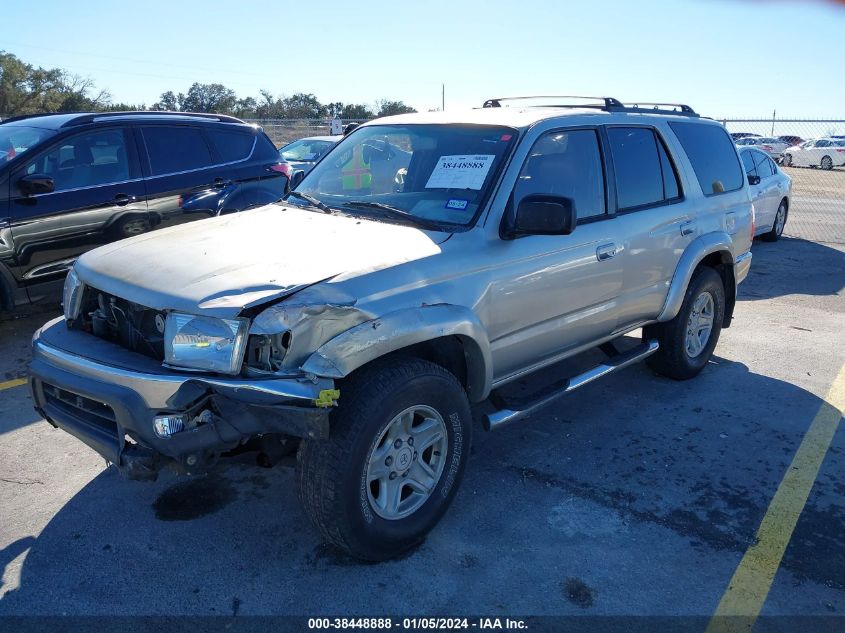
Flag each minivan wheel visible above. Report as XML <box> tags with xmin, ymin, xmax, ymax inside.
<box><xmin>296</xmin><ymin>357</ymin><xmax>472</xmax><ymax>561</ymax></box>
<box><xmin>761</xmin><ymin>200</ymin><xmax>788</xmax><ymax>242</ymax></box>
<box><xmin>644</xmin><ymin>267</ymin><xmax>725</xmax><ymax>380</ymax></box>
<box><xmin>820</xmin><ymin>155</ymin><xmax>833</xmax><ymax>171</ymax></box>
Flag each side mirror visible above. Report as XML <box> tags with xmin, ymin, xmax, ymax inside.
<box><xmin>747</xmin><ymin>174</ymin><xmax>761</xmax><ymax>186</ymax></box>
<box><xmin>291</xmin><ymin>170</ymin><xmax>305</xmax><ymax>189</ymax></box>
<box><xmin>504</xmin><ymin>194</ymin><xmax>576</xmax><ymax>239</ymax></box>
<box><xmin>17</xmin><ymin>173</ymin><xmax>55</xmax><ymax>196</ymax></box>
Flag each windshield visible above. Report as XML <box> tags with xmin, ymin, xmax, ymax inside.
<box><xmin>280</xmin><ymin>138</ymin><xmax>336</xmax><ymax>162</ymax></box>
<box><xmin>0</xmin><ymin>125</ymin><xmax>55</xmax><ymax>163</ymax></box>
<box><xmin>287</xmin><ymin>124</ymin><xmax>517</xmax><ymax>228</ymax></box>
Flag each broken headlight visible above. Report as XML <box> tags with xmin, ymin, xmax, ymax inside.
<box><xmin>62</xmin><ymin>267</ymin><xmax>84</xmax><ymax>321</ymax></box>
<box><xmin>164</xmin><ymin>312</ymin><xmax>249</xmax><ymax>375</ymax></box>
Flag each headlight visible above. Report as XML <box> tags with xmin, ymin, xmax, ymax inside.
<box><xmin>164</xmin><ymin>312</ymin><xmax>250</xmax><ymax>375</ymax></box>
<box><xmin>62</xmin><ymin>267</ymin><xmax>84</xmax><ymax>320</ymax></box>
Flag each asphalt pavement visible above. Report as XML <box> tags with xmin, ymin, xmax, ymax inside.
<box><xmin>0</xmin><ymin>203</ymin><xmax>843</xmax><ymax>620</ymax></box>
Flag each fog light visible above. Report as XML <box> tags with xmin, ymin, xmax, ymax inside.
<box><xmin>153</xmin><ymin>415</ymin><xmax>186</xmax><ymax>438</ymax></box>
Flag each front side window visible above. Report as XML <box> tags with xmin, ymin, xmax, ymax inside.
<box><xmin>741</xmin><ymin>151</ymin><xmax>757</xmax><ymax>177</ymax></box>
<box><xmin>607</xmin><ymin>127</ymin><xmax>681</xmax><ymax>210</ymax></box>
<box><xmin>514</xmin><ymin>129</ymin><xmax>605</xmax><ymax>220</ymax></box>
<box><xmin>1</xmin><ymin>125</ymin><xmax>56</xmax><ymax>163</ymax></box>
<box><xmin>292</xmin><ymin>124</ymin><xmax>517</xmax><ymax>228</ymax></box>
<box><xmin>21</xmin><ymin>128</ymin><xmax>130</xmax><ymax>192</ymax></box>
<box><xmin>669</xmin><ymin>122</ymin><xmax>743</xmax><ymax>196</ymax></box>
<box><xmin>142</xmin><ymin>126</ymin><xmax>213</xmax><ymax>176</ymax></box>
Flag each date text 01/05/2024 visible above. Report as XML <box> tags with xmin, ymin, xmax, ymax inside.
<box><xmin>307</xmin><ymin>617</ymin><xmax>528</xmax><ymax>630</ymax></box>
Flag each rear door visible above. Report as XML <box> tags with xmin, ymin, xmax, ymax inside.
<box><xmin>750</xmin><ymin>149</ymin><xmax>779</xmax><ymax>227</ymax></box>
<box><xmin>604</xmin><ymin>125</ymin><xmax>693</xmax><ymax>328</ymax></box>
<box><xmin>8</xmin><ymin>126</ymin><xmax>146</xmax><ymax>291</ymax></box>
<box><xmin>137</xmin><ymin>124</ymin><xmax>226</xmax><ymax>228</ymax></box>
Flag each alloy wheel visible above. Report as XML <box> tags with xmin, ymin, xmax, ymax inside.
<box><xmin>685</xmin><ymin>292</ymin><xmax>715</xmax><ymax>358</ymax></box>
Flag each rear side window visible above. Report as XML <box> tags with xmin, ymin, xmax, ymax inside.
<box><xmin>515</xmin><ymin>129</ymin><xmax>606</xmax><ymax>220</ymax></box>
<box><xmin>754</xmin><ymin>151</ymin><xmax>775</xmax><ymax>178</ymax></box>
<box><xmin>142</xmin><ymin>126</ymin><xmax>213</xmax><ymax>176</ymax></box>
<box><xmin>607</xmin><ymin>127</ymin><xmax>681</xmax><ymax>210</ymax></box>
<box><xmin>207</xmin><ymin>129</ymin><xmax>255</xmax><ymax>163</ymax></box>
<box><xmin>669</xmin><ymin>122</ymin><xmax>743</xmax><ymax>195</ymax></box>
<box><xmin>254</xmin><ymin>133</ymin><xmax>282</xmax><ymax>160</ymax></box>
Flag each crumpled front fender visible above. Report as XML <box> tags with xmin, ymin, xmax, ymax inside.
<box><xmin>301</xmin><ymin>304</ymin><xmax>493</xmax><ymax>402</ymax></box>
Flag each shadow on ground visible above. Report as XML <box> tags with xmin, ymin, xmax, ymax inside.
<box><xmin>742</xmin><ymin>237</ymin><xmax>844</xmax><ymax>302</ymax></box>
<box><xmin>1</xmin><ymin>356</ymin><xmax>841</xmax><ymax>615</ymax></box>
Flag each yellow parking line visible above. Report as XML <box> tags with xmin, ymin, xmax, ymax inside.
<box><xmin>0</xmin><ymin>378</ymin><xmax>27</xmax><ymax>392</ymax></box>
<box><xmin>706</xmin><ymin>362</ymin><xmax>845</xmax><ymax>633</ymax></box>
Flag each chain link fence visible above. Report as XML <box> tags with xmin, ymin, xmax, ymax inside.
<box><xmin>245</xmin><ymin>118</ymin><xmax>370</xmax><ymax>147</ymax></box>
<box><xmin>721</xmin><ymin>118</ymin><xmax>844</xmax><ymax>245</ymax></box>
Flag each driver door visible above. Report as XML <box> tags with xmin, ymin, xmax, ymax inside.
<box><xmin>8</xmin><ymin>127</ymin><xmax>146</xmax><ymax>293</ymax></box>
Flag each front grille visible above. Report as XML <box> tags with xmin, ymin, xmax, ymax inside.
<box><xmin>77</xmin><ymin>287</ymin><xmax>165</xmax><ymax>361</ymax></box>
<box><xmin>42</xmin><ymin>383</ymin><xmax>118</xmax><ymax>436</ymax></box>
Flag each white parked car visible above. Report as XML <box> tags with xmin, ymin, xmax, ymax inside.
<box><xmin>781</xmin><ymin>138</ymin><xmax>845</xmax><ymax>170</ymax></box>
<box><xmin>738</xmin><ymin>146</ymin><xmax>792</xmax><ymax>241</ymax></box>
<box><xmin>734</xmin><ymin>136</ymin><xmax>789</xmax><ymax>160</ymax></box>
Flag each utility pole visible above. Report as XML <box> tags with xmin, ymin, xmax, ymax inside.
<box><xmin>771</xmin><ymin>109</ymin><xmax>776</xmax><ymax>135</ymax></box>
<box><xmin>442</xmin><ymin>83</ymin><xmax>445</xmax><ymax>112</ymax></box>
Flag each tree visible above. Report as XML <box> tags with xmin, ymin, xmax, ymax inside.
<box><xmin>233</xmin><ymin>96</ymin><xmax>257</xmax><ymax>118</ymax></box>
<box><xmin>152</xmin><ymin>90</ymin><xmax>179</xmax><ymax>111</ymax></box>
<box><xmin>342</xmin><ymin>103</ymin><xmax>374</xmax><ymax>120</ymax></box>
<box><xmin>178</xmin><ymin>82</ymin><xmax>237</xmax><ymax>114</ymax></box>
<box><xmin>280</xmin><ymin>93</ymin><xmax>326</xmax><ymax>119</ymax></box>
<box><xmin>375</xmin><ymin>99</ymin><xmax>416</xmax><ymax>117</ymax></box>
<box><xmin>0</xmin><ymin>51</ymin><xmax>110</xmax><ymax>115</ymax></box>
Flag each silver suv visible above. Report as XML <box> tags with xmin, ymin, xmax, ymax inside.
<box><xmin>29</xmin><ymin>97</ymin><xmax>754</xmax><ymax>560</ymax></box>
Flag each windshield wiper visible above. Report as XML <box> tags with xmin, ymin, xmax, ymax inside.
<box><xmin>286</xmin><ymin>190</ymin><xmax>332</xmax><ymax>213</ymax></box>
<box><xmin>344</xmin><ymin>201</ymin><xmax>442</xmax><ymax>230</ymax></box>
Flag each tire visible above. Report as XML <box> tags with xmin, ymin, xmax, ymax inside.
<box><xmin>644</xmin><ymin>267</ymin><xmax>725</xmax><ymax>380</ymax></box>
<box><xmin>297</xmin><ymin>357</ymin><xmax>472</xmax><ymax>561</ymax></box>
<box><xmin>782</xmin><ymin>153</ymin><xmax>792</xmax><ymax>167</ymax></box>
<box><xmin>761</xmin><ymin>199</ymin><xmax>788</xmax><ymax>242</ymax></box>
<box><xmin>821</xmin><ymin>155</ymin><xmax>833</xmax><ymax>171</ymax></box>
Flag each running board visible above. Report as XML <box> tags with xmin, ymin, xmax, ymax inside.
<box><xmin>483</xmin><ymin>339</ymin><xmax>659</xmax><ymax>431</ymax></box>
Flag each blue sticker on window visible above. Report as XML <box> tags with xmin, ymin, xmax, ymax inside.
<box><xmin>445</xmin><ymin>198</ymin><xmax>469</xmax><ymax>210</ymax></box>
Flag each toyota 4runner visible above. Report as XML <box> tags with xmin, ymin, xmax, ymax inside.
<box><xmin>29</xmin><ymin>97</ymin><xmax>754</xmax><ymax>561</ymax></box>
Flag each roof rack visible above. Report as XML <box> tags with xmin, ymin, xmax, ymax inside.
<box><xmin>61</xmin><ymin>111</ymin><xmax>245</xmax><ymax>127</ymax></box>
<box><xmin>0</xmin><ymin>112</ymin><xmax>66</xmax><ymax>125</ymax></box>
<box><xmin>482</xmin><ymin>95</ymin><xmax>624</xmax><ymax>109</ymax></box>
<box><xmin>481</xmin><ymin>96</ymin><xmax>698</xmax><ymax>117</ymax></box>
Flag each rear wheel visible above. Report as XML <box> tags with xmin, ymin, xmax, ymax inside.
<box><xmin>781</xmin><ymin>153</ymin><xmax>792</xmax><ymax>167</ymax></box>
<box><xmin>761</xmin><ymin>200</ymin><xmax>788</xmax><ymax>242</ymax></box>
<box><xmin>821</xmin><ymin>155</ymin><xmax>833</xmax><ymax>171</ymax></box>
<box><xmin>644</xmin><ymin>267</ymin><xmax>725</xmax><ymax>380</ymax></box>
<box><xmin>297</xmin><ymin>357</ymin><xmax>472</xmax><ymax>561</ymax></box>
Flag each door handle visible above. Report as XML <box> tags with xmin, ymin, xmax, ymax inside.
<box><xmin>596</xmin><ymin>243</ymin><xmax>618</xmax><ymax>262</ymax></box>
<box><xmin>113</xmin><ymin>194</ymin><xmax>136</xmax><ymax>207</ymax></box>
<box><xmin>680</xmin><ymin>221</ymin><xmax>697</xmax><ymax>236</ymax></box>
<box><xmin>213</xmin><ymin>178</ymin><xmax>231</xmax><ymax>188</ymax></box>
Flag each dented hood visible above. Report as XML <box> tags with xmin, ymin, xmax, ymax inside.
<box><xmin>75</xmin><ymin>204</ymin><xmax>449</xmax><ymax>319</ymax></box>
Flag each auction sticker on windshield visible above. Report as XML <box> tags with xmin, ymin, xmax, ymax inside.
<box><xmin>425</xmin><ymin>155</ymin><xmax>495</xmax><ymax>190</ymax></box>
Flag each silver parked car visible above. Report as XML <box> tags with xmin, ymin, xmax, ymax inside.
<box><xmin>734</xmin><ymin>136</ymin><xmax>789</xmax><ymax>160</ymax></box>
<box><xmin>738</xmin><ymin>146</ymin><xmax>792</xmax><ymax>241</ymax></box>
<box><xmin>29</xmin><ymin>97</ymin><xmax>754</xmax><ymax>560</ymax></box>
<box><xmin>278</xmin><ymin>135</ymin><xmax>341</xmax><ymax>178</ymax></box>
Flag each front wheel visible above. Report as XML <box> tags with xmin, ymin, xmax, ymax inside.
<box><xmin>781</xmin><ymin>153</ymin><xmax>792</xmax><ymax>167</ymax></box>
<box><xmin>821</xmin><ymin>155</ymin><xmax>833</xmax><ymax>171</ymax></box>
<box><xmin>297</xmin><ymin>357</ymin><xmax>472</xmax><ymax>561</ymax></box>
<box><xmin>644</xmin><ymin>267</ymin><xmax>725</xmax><ymax>380</ymax></box>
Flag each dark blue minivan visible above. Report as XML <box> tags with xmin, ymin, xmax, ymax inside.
<box><xmin>0</xmin><ymin>111</ymin><xmax>289</xmax><ymax>311</ymax></box>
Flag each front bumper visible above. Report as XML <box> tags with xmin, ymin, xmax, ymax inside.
<box><xmin>29</xmin><ymin>317</ymin><xmax>333</xmax><ymax>479</ymax></box>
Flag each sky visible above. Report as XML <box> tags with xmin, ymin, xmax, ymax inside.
<box><xmin>3</xmin><ymin>0</ymin><xmax>845</xmax><ymax>120</ymax></box>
